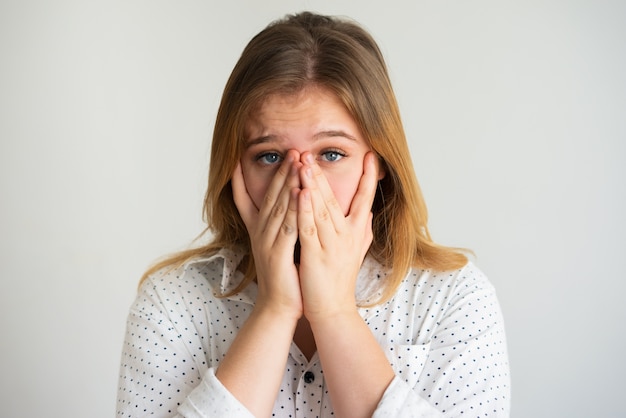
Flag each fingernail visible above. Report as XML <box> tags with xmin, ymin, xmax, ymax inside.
<box><xmin>304</xmin><ymin>153</ymin><xmax>313</xmax><ymax>164</ymax></box>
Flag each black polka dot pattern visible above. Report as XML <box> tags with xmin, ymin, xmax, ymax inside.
<box><xmin>116</xmin><ymin>248</ymin><xmax>510</xmax><ymax>416</ymax></box>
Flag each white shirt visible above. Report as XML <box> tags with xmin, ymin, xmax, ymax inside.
<box><xmin>117</xmin><ymin>248</ymin><xmax>510</xmax><ymax>417</ymax></box>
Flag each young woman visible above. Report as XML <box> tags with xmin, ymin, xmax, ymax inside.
<box><xmin>117</xmin><ymin>12</ymin><xmax>510</xmax><ymax>417</ymax></box>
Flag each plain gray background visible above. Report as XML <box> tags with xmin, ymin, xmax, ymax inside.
<box><xmin>1</xmin><ymin>1</ymin><xmax>624</xmax><ymax>417</ymax></box>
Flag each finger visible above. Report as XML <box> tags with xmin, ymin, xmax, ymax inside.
<box><xmin>231</xmin><ymin>161</ymin><xmax>258</xmax><ymax>230</ymax></box>
<box><xmin>347</xmin><ymin>152</ymin><xmax>379</xmax><ymax>225</ymax></box>
<box><xmin>360</xmin><ymin>211</ymin><xmax>374</xmax><ymax>259</ymax></box>
<box><xmin>299</xmin><ymin>153</ymin><xmax>343</xmax><ymax>238</ymax></box>
<box><xmin>258</xmin><ymin>151</ymin><xmax>298</xmax><ymax>222</ymax></box>
<box><xmin>274</xmin><ymin>187</ymin><xmax>300</xmax><ymax>250</ymax></box>
<box><xmin>258</xmin><ymin>151</ymin><xmax>302</xmax><ymax>242</ymax></box>
<box><xmin>297</xmin><ymin>188</ymin><xmax>321</xmax><ymax>252</ymax></box>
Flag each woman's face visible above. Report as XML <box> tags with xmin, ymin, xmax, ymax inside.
<box><xmin>240</xmin><ymin>87</ymin><xmax>379</xmax><ymax>216</ymax></box>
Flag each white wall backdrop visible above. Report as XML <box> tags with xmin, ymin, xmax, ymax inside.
<box><xmin>1</xmin><ymin>1</ymin><xmax>624</xmax><ymax>417</ymax></box>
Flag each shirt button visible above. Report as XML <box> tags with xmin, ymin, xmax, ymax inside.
<box><xmin>303</xmin><ymin>371</ymin><xmax>315</xmax><ymax>384</ymax></box>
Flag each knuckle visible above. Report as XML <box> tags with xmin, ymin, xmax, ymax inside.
<box><xmin>326</xmin><ymin>197</ymin><xmax>341</xmax><ymax>210</ymax></box>
<box><xmin>263</xmin><ymin>191</ymin><xmax>276</xmax><ymax>206</ymax></box>
<box><xmin>272</xmin><ymin>203</ymin><xmax>286</xmax><ymax>218</ymax></box>
<box><xmin>317</xmin><ymin>208</ymin><xmax>330</xmax><ymax>221</ymax></box>
<box><xmin>281</xmin><ymin>222</ymin><xmax>295</xmax><ymax>235</ymax></box>
<box><xmin>302</xmin><ymin>225</ymin><xmax>316</xmax><ymax>236</ymax></box>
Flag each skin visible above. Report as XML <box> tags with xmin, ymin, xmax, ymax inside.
<box><xmin>240</xmin><ymin>86</ymin><xmax>375</xmax><ymax>216</ymax></box>
<box><xmin>217</xmin><ymin>86</ymin><xmax>394</xmax><ymax>418</ymax></box>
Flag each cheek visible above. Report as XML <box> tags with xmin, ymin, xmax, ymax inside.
<box><xmin>327</xmin><ymin>173</ymin><xmax>362</xmax><ymax>215</ymax></box>
<box><xmin>241</xmin><ymin>165</ymin><xmax>271</xmax><ymax>210</ymax></box>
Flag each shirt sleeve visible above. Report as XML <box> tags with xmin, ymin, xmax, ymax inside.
<box><xmin>116</xmin><ymin>273</ymin><xmax>253</xmax><ymax>417</ymax></box>
<box><xmin>177</xmin><ymin>368</ymin><xmax>254</xmax><ymax>418</ymax></box>
<box><xmin>374</xmin><ymin>265</ymin><xmax>511</xmax><ymax>417</ymax></box>
<box><xmin>373</xmin><ymin>376</ymin><xmax>444</xmax><ymax>417</ymax></box>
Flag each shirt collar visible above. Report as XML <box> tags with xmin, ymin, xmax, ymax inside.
<box><xmin>184</xmin><ymin>247</ymin><xmax>396</xmax><ymax>318</ymax></box>
<box><xmin>184</xmin><ymin>247</ymin><xmax>257</xmax><ymax>305</ymax></box>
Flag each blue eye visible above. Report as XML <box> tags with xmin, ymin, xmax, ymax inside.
<box><xmin>321</xmin><ymin>150</ymin><xmax>345</xmax><ymax>162</ymax></box>
<box><xmin>257</xmin><ymin>152</ymin><xmax>282</xmax><ymax>165</ymax></box>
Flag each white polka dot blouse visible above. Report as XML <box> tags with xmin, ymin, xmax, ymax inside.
<box><xmin>117</xmin><ymin>248</ymin><xmax>510</xmax><ymax>417</ymax></box>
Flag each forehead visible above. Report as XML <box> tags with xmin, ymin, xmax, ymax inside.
<box><xmin>245</xmin><ymin>86</ymin><xmax>355</xmax><ymax>131</ymax></box>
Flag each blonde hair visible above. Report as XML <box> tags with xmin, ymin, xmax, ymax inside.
<box><xmin>141</xmin><ymin>12</ymin><xmax>467</xmax><ymax>304</ymax></box>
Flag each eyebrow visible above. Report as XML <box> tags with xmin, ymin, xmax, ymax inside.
<box><xmin>245</xmin><ymin>130</ymin><xmax>357</xmax><ymax>148</ymax></box>
<box><xmin>245</xmin><ymin>135</ymin><xmax>277</xmax><ymax>148</ymax></box>
<box><xmin>314</xmin><ymin>130</ymin><xmax>358</xmax><ymax>142</ymax></box>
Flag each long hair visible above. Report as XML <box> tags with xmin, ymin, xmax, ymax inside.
<box><xmin>141</xmin><ymin>12</ymin><xmax>467</xmax><ymax>304</ymax></box>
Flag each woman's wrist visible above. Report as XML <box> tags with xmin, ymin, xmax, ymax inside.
<box><xmin>252</xmin><ymin>300</ymin><xmax>303</xmax><ymax>326</ymax></box>
<box><xmin>304</xmin><ymin>305</ymin><xmax>360</xmax><ymax>328</ymax></box>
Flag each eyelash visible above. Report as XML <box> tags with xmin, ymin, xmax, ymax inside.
<box><xmin>255</xmin><ymin>152</ymin><xmax>283</xmax><ymax>165</ymax></box>
<box><xmin>319</xmin><ymin>149</ymin><xmax>346</xmax><ymax>163</ymax></box>
<box><xmin>254</xmin><ymin>149</ymin><xmax>347</xmax><ymax>166</ymax></box>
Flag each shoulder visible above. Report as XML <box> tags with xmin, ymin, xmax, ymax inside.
<box><xmin>401</xmin><ymin>262</ymin><xmax>506</xmax><ymax>344</ymax></box>
<box><xmin>401</xmin><ymin>261</ymin><xmax>495</xmax><ymax>301</ymax></box>
<box><xmin>374</xmin><ymin>261</ymin><xmax>502</xmax><ymax>330</ymax></box>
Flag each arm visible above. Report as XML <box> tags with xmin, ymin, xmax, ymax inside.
<box><xmin>117</xmin><ymin>272</ymin><xmax>254</xmax><ymax>417</ymax></box>
<box><xmin>296</xmin><ymin>152</ymin><xmax>510</xmax><ymax>416</ymax></box>
<box><xmin>309</xmin><ymin>311</ymin><xmax>395</xmax><ymax>417</ymax></box>
<box><xmin>119</xmin><ymin>153</ymin><xmax>304</xmax><ymax>417</ymax></box>
<box><xmin>214</xmin><ymin>307</ymin><xmax>298</xmax><ymax>417</ymax></box>
<box><xmin>297</xmin><ymin>151</ymin><xmax>394</xmax><ymax>417</ymax></box>
<box><xmin>219</xmin><ymin>152</ymin><xmax>304</xmax><ymax>417</ymax></box>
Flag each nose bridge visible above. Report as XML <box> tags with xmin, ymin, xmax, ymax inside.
<box><xmin>285</xmin><ymin>131</ymin><xmax>314</xmax><ymax>161</ymax></box>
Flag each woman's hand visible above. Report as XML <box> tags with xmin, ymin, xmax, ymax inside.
<box><xmin>232</xmin><ymin>150</ymin><xmax>303</xmax><ymax>320</ymax></box>
<box><xmin>295</xmin><ymin>152</ymin><xmax>394</xmax><ymax>418</ymax></box>
<box><xmin>296</xmin><ymin>151</ymin><xmax>379</xmax><ymax>321</ymax></box>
